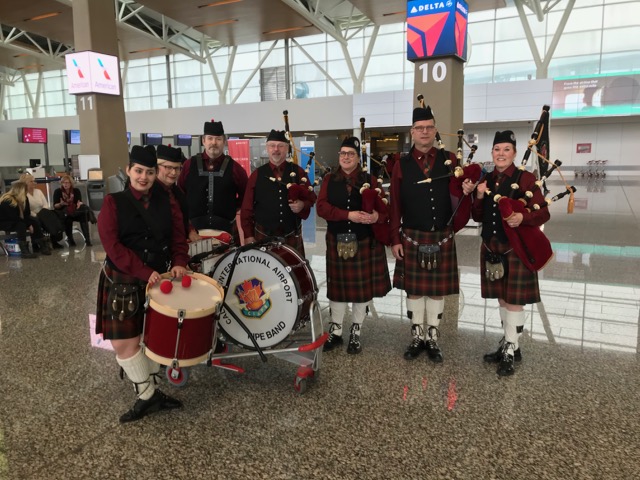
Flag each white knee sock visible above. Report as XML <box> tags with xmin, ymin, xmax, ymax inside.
<box><xmin>351</xmin><ymin>302</ymin><xmax>368</xmax><ymax>334</ymax></box>
<box><xmin>329</xmin><ymin>301</ymin><xmax>347</xmax><ymax>336</ymax></box>
<box><xmin>406</xmin><ymin>297</ymin><xmax>425</xmax><ymax>340</ymax></box>
<box><xmin>504</xmin><ymin>310</ymin><xmax>525</xmax><ymax>350</ymax></box>
<box><xmin>116</xmin><ymin>349</ymin><xmax>155</xmax><ymax>400</ymax></box>
<box><xmin>426</xmin><ymin>297</ymin><xmax>445</xmax><ymax>328</ymax></box>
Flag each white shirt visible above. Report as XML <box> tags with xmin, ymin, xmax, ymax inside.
<box><xmin>27</xmin><ymin>189</ymin><xmax>49</xmax><ymax>216</ymax></box>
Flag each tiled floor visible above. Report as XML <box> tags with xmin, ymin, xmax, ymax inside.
<box><xmin>1</xmin><ymin>176</ymin><xmax>639</xmax><ymax>479</ymax></box>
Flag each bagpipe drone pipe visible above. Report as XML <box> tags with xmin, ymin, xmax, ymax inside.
<box><xmin>484</xmin><ymin>105</ymin><xmax>577</xmax><ymax>272</ymax></box>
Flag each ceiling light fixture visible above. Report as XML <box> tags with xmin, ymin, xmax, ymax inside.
<box><xmin>198</xmin><ymin>0</ymin><xmax>243</xmax><ymax>8</ymax></box>
<box><xmin>195</xmin><ymin>19</ymin><xmax>238</xmax><ymax>28</ymax></box>
<box><xmin>25</xmin><ymin>12</ymin><xmax>61</xmax><ymax>21</ymax></box>
<box><xmin>129</xmin><ymin>47</ymin><xmax>166</xmax><ymax>54</ymax></box>
<box><xmin>263</xmin><ymin>25</ymin><xmax>312</xmax><ymax>35</ymax></box>
<box><xmin>303</xmin><ymin>132</ymin><xmax>319</xmax><ymax>137</ymax></box>
<box><xmin>382</xmin><ymin>11</ymin><xmax>405</xmax><ymax>17</ymax></box>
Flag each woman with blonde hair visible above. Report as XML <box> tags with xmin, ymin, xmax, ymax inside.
<box><xmin>19</xmin><ymin>173</ymin><xmax>64</xmax><ymax>249</ymax></box>
<box><xmin>53</xmin><ymin>174</ymin><xmax>92</xmax><ymax>246</ymax></box>
<box><xmin>0</xmin><ymin>181</ymin><xmax>51</xmax><ymax>258</ymax></box>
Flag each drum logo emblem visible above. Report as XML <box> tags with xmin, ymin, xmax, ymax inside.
<box><xmin>234</xmin><ymin>278</ymin><xmax>271</xmax><ymax>318</ymax></box>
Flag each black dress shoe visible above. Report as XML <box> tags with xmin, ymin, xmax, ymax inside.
<box><xmin>404</xmin><ymin>337</ymin><xmax>426</xmax><ymax>360</ymax></box>
<box><xmin>346</xmin><ymin>324</ymin><xmax>362</xmax><ymax>354</ymax></box>
<box><xmin>323</xmin><ymin>332</ymin><xmax>343</xmax><ymax>352</ymax></box>
<box><xmin>483</xmin><ymin>345</ymin><xmax>522</xmax><ymax>364</ymax></box>
<box><xmin>425</xmin><ymin>326</ymin><xmax>443</xmax><ymax>363</ymax></box>
<box><xmin>52</xmin><ymin>241</ymin><xmax>64</xmax><ymax>249</ymax></box>
<box><xmin>497</xmin><ymin>351</ymin><xmax>515</xmax><ymax>377</ymax></box>
<box><xmin>119</xmin><ymin>389</ymin><xmax>182</xmax><ymax>424</ymax></box>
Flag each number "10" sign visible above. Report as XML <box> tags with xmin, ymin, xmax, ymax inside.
<box><xmin>418</xmin><ymin>61</ymin><xmax>447</xmax><ymax>83</ymax></box>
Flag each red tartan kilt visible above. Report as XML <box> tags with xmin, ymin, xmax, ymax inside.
<box><xmin>254</xmin><ymin>224</ymin><xmax>305</xmax><ymax>257</ymax></box>
<box><xmin>96</xmin><ymin>265</ymin><xmax>146</xmax><ymax>340</ymax></box>
<box><xmin>480</xmin><ymin>237</ymin><xmax>541</xmax><ymax>305</ymax></box>
<box><xmin>393</xmin><ymin>227</ymin><xmax>459</xmax><ymax>297</ymax></box>
<box><xmin>325</xmin><ymin>232</ymin><xmax>391</xmax><ymax>303</ymax></box>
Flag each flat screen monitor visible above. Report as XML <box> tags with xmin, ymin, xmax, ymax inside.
<box><xmin>29</xmin><ymin>159</ymin><xmax>41</xmax><ymax>168</ymax></box>
<box><xmin>126</xmin><ymin>131</ymin><xmax>131</xmax><ymax>145</ymax></box>
<box><xmin>174</xmin><ymin>134</ymin><xmax>192</xmax><ymax>147</ymax></box>
<box><xmin>66</xmin><ymin>129</ymin><xmax>81</xmax><ymax>145</ymax></box>
<box><xmin>141</xmin><ymin>133</ymin><xmax>163</xmax><ymax>146</ymax></box>
<box><xmin>19</xmin><ymin>127</ymin><xmax>48</xmax><ymax>144</ymax></box>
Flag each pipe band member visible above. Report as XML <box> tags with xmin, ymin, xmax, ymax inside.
<box><xmin>317</xmin><ymin>136</ymin><xmax>391</xmax><ymax>354</ymax></box>
<box><xmin>178</xmin><ymin>119</ymin><xmax>248</xmax><ymax>245</ymax></box>
<box><xmin>97</xmin><ymin>145</ymin><xmax>189</xmax><ymax>423</ymax></box>
<box><xmin>240</xmin><ymin>129</ymin><xmax>316</xmax><ymax>256</ymax></box>
<box><xmin>471</xmin><ymin>130</ymin><xmax>550</xmax><ymax>376</ymax></box>
<box><xmin>390</xmin><ymin>106</ymin><xmax>473</xmax><ymax>363</ymax></box>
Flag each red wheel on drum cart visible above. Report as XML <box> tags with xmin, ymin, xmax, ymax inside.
<box><xmin>166</xmin><ymin>366</ymin><xmax>189</xmax><ymax>387</ymax></box>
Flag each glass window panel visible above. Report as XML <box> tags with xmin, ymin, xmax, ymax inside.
<box><xmin>470</xmin><ymin>9</ymin><xmax>495</xmax><ymax>22</ymax></box>
<box><xmin>495</xmin><ymin>5</ymin><xmax>519</xmax><ymax>19</ymax></box>
<box><xmin>234</xmin><ymin>51</ymin><xmax>260</xmax><ymax>70</ymax></box>
<box><xmin>151</xmin><ymin>79</ymin><xmax>168</xmax><ymax>95</ymax></box>
<box><xmin>11</xmin><ymin>82</ymin><xmax>25</xmax><ymax>95</ymax></box>
<box><xmin>260</xmin><ymin>47</ymin><xmax>285</xmax><ymax>69</ymax></box>
<box><xmin>560</xmin><ymin>6</ymin><xmax>604</xmax><ymax>33</ymax></box>
<box><xmin>601</xmin><ymin>52</ymin><xmax>640</xmax><ymax>73</ymax></box>
<box><xmin>467</xmin><ymin>43</ymin><xmax>494</xmax><ymax>67</ymax></box>
<box><xmin>149</xmin><ymin>56</ymin><xmax>165</xmax><ymax>65</ymax></box>
<box><xmin>128</xmin><ymin>58</ymin><xmax>148</xmax><ymax>68</ymax></box>
<box><xmin>9</xmin><ymin>107</ymin><xmax>29</xmax><ymax>120</ymax></box>
<box><xmin>292</xmin><ymin>43</ymin><xmax>325</xmax><ymax>63</ymax></box>
<box><xmin>127</xmin><ymin>82</ymin><xmax>152</xmax><ymax>97</ymax></box>
<box><xmin>327</xmin><ymin>41</ymin><xmax>344</xmax><ymax>61</ymax></box>
<box><xmin>494</xmin><ymin>39</ymin><xmax>531</xmax><ymax>63</ymax></box>
<box><xmin>174</xmin><ymin>76</ymin><xmax>201</xmax><ymax>94</ymax></box>
<box><xmin>173</xmin><ymin>59</ymin><xmax>202</xmax><ymax>77</ymax></box>
<box><xmin>150</xmin><ymin>96</ymin><xmax>168</xmax><ymax>110</ymax></box>
<box><xmin>45</xmin><ymin>91</ymin><xmax>64</xmax><ymax>104</ymax></box>
<box><xmin>292</xmin><ymin>64</ymin><xmax>326</xmax><ymax>82</ymax></box>
<box><xmin>365</xmin><ymin>73</ymin><xmax>404</xmax><ymax>93</ymax></box>
<box><xmin>149</xmin><ymin>64</ymin><xmax>166</xmax><ymax>81</ymax></box>
<box><xmin>551</xmin><ymin>31</ymin><xmax>601</xmax><ymax>58</ymax></box>
<box><xmin>127</xmin><ymin>66</ymin><xmax>149</xmax><ymax>82</ymax></box>
<box><xmin>495</xmin><ymin>18</ymin><xmax>527</xmax><ymax>41</ymax></box>
<box><xmin>379</xmin><ymin>23</ymin><xmax>404</xmax><ymax>34</ymax></box>
<box><xmin>295</xmin><ymin>33</ymin><xmax>326</xmax><ymax>46</ymax></box>
<box><xmin>127</xmin><ymin>97</ymin><xmax>151</xmax><ymax>112</ymax></box>
<box><xmin>493</xmin><ymin>61</ymin><xmax>537</xmax><ymax>82</ymax></box>
<box><xmin>8</xmin><ymin>95</ymin><xmax>27</xmax><ymax>108</ymax></box>
<box><xmin>602</xmin><ymin>26</ymin><xmax>640</xmax><ymax>52</ymax></box>
<box><xmin>469</xmin><ymin>21</ymin><xmax>495</xmax><ymax>44</ymax></box>
<box><xmin>371</xmin><ymin>33</ymin><xmax>404</xmax><ymax>55</ymax></box>
<box><xmin>327</xmin><ymin>59</ymin><xmax>351</xmax><ymax>78</ymax></box>
<box><xmin>45</xmin><ymin>105</ymin><xmax>65</xmax><ymax>117</ymax></box>
<box><xmin>202</xmin><ymin>90</ymin><xmax>219</xmax><ymax>106</ymax></box>
<box><xmin>175</xmin><ymin>92</ymin><xmax>202</xmax><ymax>108</ymax></box>
<box><xmin>231</xmin><ymin>86</ymin><xmax>260</xmax><ymax>104</ymax></box>
<box><xmin>604</xmin><ymin>3</ymin><xmax>640</xmax><ymax>28</ymax></box>
<box><xmin>327</xmin><ymin>79</ymin><xmax>351</xmax><ymax>96</ymax></box>
<box><xmin>463</xmin><ymin>64</ymin><xmax>494</xmax><ymax>84</ymax></box>
<box><xmin>367</xmin><ymin>53</ymin><xmax>403</xmax><ymax>76</ymax></box>
<box><xmin>548</xmin><ymin>54</ymin><xmax>601</xmax><ymax>78</ymax></box>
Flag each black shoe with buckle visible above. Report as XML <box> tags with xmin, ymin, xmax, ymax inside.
<box><xmin>323</xmin><ymin>322</ymin><xmax>343</xmax><ymax>352</ymax></box>
<box><xmin>484</xmin><ymin>337</ymin><xmax>522</xmax><ymax>364</ymax></box>
<box><xmin>404</xmin><ymin>324</ymin><xmax>426</xmax><ymax>360</ymax></box>
<box><xmin>497</xmin><ymin>343</ymin><xmax>516</xmax><ymax>377</ymax></box>
<box><xmin>346</xmin><ymin>324</ymin><xmax>362</xmax><ymax>355</ymax></box>
<box><xmin>425</xmin><ymin>326</ymin><xmax>443</xmax><ymax>363</ymax></box>
<box><xmin>119</xmin><ymin>389</ymin><xmax>183</xmax><ymax>424</ymax></box>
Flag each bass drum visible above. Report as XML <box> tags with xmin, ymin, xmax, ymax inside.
<box><xmin>210</xmin><ymin>242</ymin><xmax>317</xmax><ymax>349</ymax></box>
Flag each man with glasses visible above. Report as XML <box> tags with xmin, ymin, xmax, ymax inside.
<box><xmin>390</xmin><ymin>106</ymin><xmax>474</xmax><ymax>363</ymax></box>
<box><xmin>156</xmin><ymin>144</ymin><xmax>200</xmax><ymax>242</ymax></box>
<box><xmin>178</xmin><ymin>120</ymin><xmax>248</xmax><ymax>244</ymax></box>
<box><xmin>240</xmin><ymin>129</ymin><xmax>316</xmax><ymax>256</ymax></box>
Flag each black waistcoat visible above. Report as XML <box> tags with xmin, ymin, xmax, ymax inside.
<box><xmin>399</xmin><ymin>150</ymin><xmax>453</xmax><ymax>232</ymax></box>
<box><xmin>481</xmin><ymin>169</ymin><xmax>523</xmax><ymax>244</ymax></box>
<box><xmin>253</xmin><ymin>163</ymin><xmax>300</xmax><ymax>234</ymax></box>
<box><xmin>111</xmin><ymin>188</ymin><xmax>172</xmax><ymax>272</ymax></box>
<box><xmin>184</xmin><ymin>154</ymin><xmax>237</xmax><ymax>221</ymax></box>
<box><xmin>326</xmin><ymin>171</ymin><xmax>370</xmax><ymax>240</ymax></box>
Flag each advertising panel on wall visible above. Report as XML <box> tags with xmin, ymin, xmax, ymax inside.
<box><xmin>552</xmin><ymin>72</ymin><xmax>640</xmax><ymax>118</ymax></box>
<box><xmin>406</xmin><ymin>0</ymin><xmax>468</xmax><ymax>61</ymax></box>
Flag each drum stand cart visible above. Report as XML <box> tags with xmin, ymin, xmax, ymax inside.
<box><xmin>166</xmin><ymin>240</ymin><xmax>328</xmax><ymax>394</ymax></box>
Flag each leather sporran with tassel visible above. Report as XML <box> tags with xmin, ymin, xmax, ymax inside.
<box><xmin>418</xmin><ymin>244</ymin><xmax>440</xmax><ymax>270</ymax></box>
<box><xmin>485</xmin><ymin>252</ymin><xmax>506</xmax><ymax>281</ymax></box>
<box><xmin>107</xmin><ymin>283</ymin><xmax>143</xmax><ymax>321</ymax></box>
<box><xmin>336</xmin><ymin>233</ymin><xmax>358</xmax><ymax>260</ymax></box>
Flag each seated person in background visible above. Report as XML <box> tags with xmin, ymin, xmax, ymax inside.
<box><xmin>20</xmin><ymin>173</ymin><xmax>64</xmax><ymax>249</ymax></box>
<box><xmin>0</xmin><ymin>181</ymin><xmax>51</xmax><ymax>258</ymax></box>
<box><xmin>53</xmin><ymin>174</ymin><xmax>92</xmax><ymax>246</ymax></box>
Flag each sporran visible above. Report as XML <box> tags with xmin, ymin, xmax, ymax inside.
<box><xmin>336</xmin><ymin>233</ymin><xmax>358</xmax><ymax>260</ymax></box>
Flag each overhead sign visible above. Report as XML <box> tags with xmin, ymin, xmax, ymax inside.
<box><xmin>65</xmin><ymin>51</ymin><xmax>121</xmax><ymax>96</ymax></box>
<box><xmin>407</xmin><ymin>0</ymin><xmax>468</xmax><ymax>62</ymax></box>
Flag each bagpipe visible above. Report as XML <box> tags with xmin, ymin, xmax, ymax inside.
<box><xmin>357</xmin><ymin>117</ymin><xmax>391</xmax><ymax>245</ymax></box>
<box><xmin>413</xmin><ymin>94</ymin><xmax>484</xmax><ymax>232</ymax></box>
<box><xmin>269</xmin><ymin>110</ymin><xmax>318</xmax><ymax>204</ymax></box>
<box><xmin>485</xmin><ymin>105</ymin><xmax>576</xmax><ymax>272</ymax></box>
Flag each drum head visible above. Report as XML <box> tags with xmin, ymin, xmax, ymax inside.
<box><xmin>211</xmin><ymin>247</ymin><xmax>302</xmax><ymax>348</ymax></box>
<box><xmin>147</xmin><ymin>272</ymin><xmax>223</xmax><ymax>319</ymax></box>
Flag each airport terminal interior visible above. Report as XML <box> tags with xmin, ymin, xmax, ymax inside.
<box><xmin>1</xmin><ymin>0</ymin><xmax>640</xmax><ymax>479</ymax></box>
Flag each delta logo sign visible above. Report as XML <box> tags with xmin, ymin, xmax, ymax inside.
<box><xmin>407</xmin><ymin>0</ymin><xmax>468</xmax><ymax>62</ymax></box>
<box><xmin>65</xmin><ymin>51</ymin><xmax>120</xmax><ymax>96</ymax></box>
